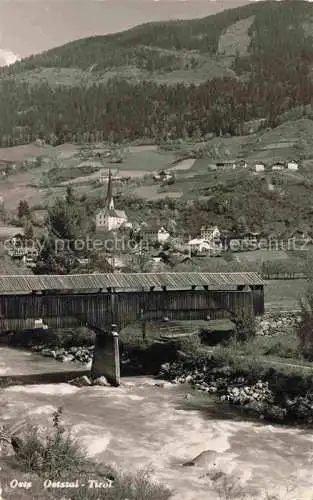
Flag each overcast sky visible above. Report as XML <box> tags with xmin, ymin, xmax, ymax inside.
<box><xmin>0</xmin><ymin>0</ymin><xmax>250</xmax><ymax>64</ymax></box>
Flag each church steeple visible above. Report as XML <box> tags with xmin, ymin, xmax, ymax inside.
<box><xmin>106</xmin><ymin>169</ymin><xmax>114</xmax><ymax>210</ymax></box>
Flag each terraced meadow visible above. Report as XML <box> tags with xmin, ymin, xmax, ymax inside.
<box><xmin>0</xmin><ymin>143</ymin><xmax>180</xmax><ymax>209</ymax></box>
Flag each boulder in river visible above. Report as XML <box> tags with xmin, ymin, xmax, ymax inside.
<box><xmin>183</xmin><ymin>450</ymin><xmax>219</xmax><ymax>467</ymax></box>
<box><xmin>69</xmin><ymin>375</ymin><xmax>92</xmax><ymax>387</ymax></box>
<box><xmin>92</xmin><ymin>376</ymin><xmax>109</xmax><ymax>387</ymax></box>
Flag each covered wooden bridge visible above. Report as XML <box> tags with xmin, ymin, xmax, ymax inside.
<box><xmin>0</xmin><ymin>272</ymin><xmax>264</xmax><ymax>385</ymax></box>
<box><xmin>0</xmin><ymin>272</ymin><xmax>264</xmax><ymax>330</ymax></box>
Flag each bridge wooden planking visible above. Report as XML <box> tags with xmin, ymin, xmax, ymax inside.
<box><xmin>0</xmin><ymin>289</ymin><xmax>256</xmax><ymax>332</ymax></box>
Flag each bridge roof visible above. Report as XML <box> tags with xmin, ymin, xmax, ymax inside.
<box><xmin>0</xmin><ymin>272</ymin><xmax>264</xmax><ymax>293</ymax></box>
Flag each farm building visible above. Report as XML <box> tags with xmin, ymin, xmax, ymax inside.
<box><xmin>237</xmin><ymin>159</ymin><xmax>248</xmax><ymax>168</ymax></box>
<box><xmin>106</xmin><ymin>256</ymin><xmax>128</xmax><ymax>272</ymax></box>
<box><xmin>271</xmin><ymin>161</ymin><xmax>286</xmax><ymax>171</ymax></box>
<box><xmin>187</xmin><ymin>238</ymin><xmax>214</xmax><ymax>253</ymax></box>
<box><xmin>139</xmin><ymin>225</ymin><xmax>170</xmax><ymax>244</ymax></box>
<box><xmin>158</xmin><ymin>227</ymin><xmax>170</xmax><ymax>243</ymax></box>
<box><xmin>215</xmin><ymin>160</ymin><xmax>237</xmax><ymax>168</ymax></box>
<box><xmin>188</xmin><ymin>238</ymin><xmax>221</xmax><ymax>255</ymax></box>
<box><xmin>0</xmin><ymin>226</ymin><xmax>24</xmax><ymax>243</ymax></box>
<box><xmin>200</xmin><ymin>226</ymin><xmax>221</xmax><ymax>241</ymax></box>
<box><xmin>255</xmin><ymin>162</ymin><xmax>265</xmax><ymax>172</ymax></box>
<box><xmin>287</xmin><ymin>160</ymin><xmax>299</xmax><ymax>171</ymax></box>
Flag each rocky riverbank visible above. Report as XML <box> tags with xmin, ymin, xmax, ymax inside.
<box><xmin>255</xmin><ymin>311</ymin><xmax>301</xmax><ymax>336</ymax></box>
<box><xmin>160</xmin><ymin>362</ymin><xmax>313</xmax><ymax>426</ymax></box>
<box><xmin>25</xmin><ymin>326</ymin><xmax>313</xmax><ymax>427</ymax></box>
<box><xmin>29</xmin><ymin>344</ymin><xmax>142</xmax><ymax>374</ymax></box>
<box><xmin>31</xmin><ymin>344</ymin><xmax>94</xmax><ymax>365</ymax></box>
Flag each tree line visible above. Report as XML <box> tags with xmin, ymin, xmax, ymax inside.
<box><xmin>0</xmin><ymin>62</ymin><xmax>311</xmax><ymax>148</ymax></box>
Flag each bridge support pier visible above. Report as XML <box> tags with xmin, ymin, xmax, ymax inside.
<box><xmin>91</xmin><ymin>324</ymin><xmax>120</xmax><ymax>387</ymax></box>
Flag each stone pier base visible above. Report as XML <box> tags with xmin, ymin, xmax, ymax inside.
<box><xmin>91</xmin><ymin>326</ymin><xmax>120</xmax><ymax>386</ymax></box>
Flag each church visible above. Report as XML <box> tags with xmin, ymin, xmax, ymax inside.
<box><xmin>95</xmin><ymin>169</ymin><xmax>130</xmax><ymax>231</ymax></box>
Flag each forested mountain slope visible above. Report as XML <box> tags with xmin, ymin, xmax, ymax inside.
<box><xmin>5</xmin><ymin>0</ymin><xmax>313</xmax><ymax>73</ymax></box>
<box><xmin>1</xmin><ymin>1</ymin><xmax>313</xmax><ymax>145</ymax></box>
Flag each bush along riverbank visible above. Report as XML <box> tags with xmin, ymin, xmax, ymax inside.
<box><xmin>159</xmin><ymin>353</ymin><xmax>313</xmax><ymax>426</ymax></box>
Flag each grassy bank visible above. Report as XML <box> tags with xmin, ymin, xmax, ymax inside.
<box><xmin>0</xmin><ymin>407</ymin><xmax>171</xmax><ymax>500</ymax></box>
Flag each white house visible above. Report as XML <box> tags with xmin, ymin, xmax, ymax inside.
<box><xmin>188</xmin><ymin>238</ymin><xmax>221</xmax><ymax>255</ymax></box>
<box><xmin>255</xmin><ymin>162</ymin><xmax>265</xmax><ymax>172</ymax></box>
<box><xmin>139</xmin><ymin>225</ymin><xmax>170</xmax><ymax>243</ymax></box>
<box><xmin>99</xmin><ymin>173</ymin><xmax>109</xmax><ymax>184</ymax></box>
<box><xmin>188</xmin><ymin>238</ymin><xmax>213</xmax><ymax>253</ymax></box>
<box><xmin>200</xmin><ymin>226</ymin><xmax>220</xmax><ymax>241</ymax></box>
<box><xmin>106</xmin><ymin>256</ymin><xmax>127</xmax><ymax>272</ymax></box>
<box><xmin>152</xmin><ymin>256</ymin><xmax>162</xmax><ymax>263</ymax></box>
<box><xmin>271</xmin><ymin>162</ymin><xmax>285</xmax><ymax>171</ymax></box>
<box><xmin>158</xmin><ymin>227</ymin><xmax>170</xmax><ymax>243</ymax></box>
<box><xmin>287</xmin><ymin>160</ymin><xmax>299</xmax><ymax>171</ymax></box>
<box><xmin>96</xmin><ymin>169</ymin><xmax>131</xmax><ymax>231</ymax></box>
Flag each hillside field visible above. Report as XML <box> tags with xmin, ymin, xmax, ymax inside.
<box><xmin>2</xmin><ymin>117</ymin><xmax>313</xmax><ymax>209</ymax></box>
<box><xmin>264</xmin><ymin>279</ymin><xmax>308</xmax><ymax>311</ymax></box>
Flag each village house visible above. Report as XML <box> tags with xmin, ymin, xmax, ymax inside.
<box><xmin>187</xmin><ymin>225</ymin><xmax>222</xmax><ymax>255</ymax></box>
<box><xmin>215</xmin><ymin>160</ymin><xmax>237</xmax><ymax>169</ymax></box>
<box><xmin>0</xmin><ymin>226</ymin><xmax>24</xmax><ymax>242</ymax></box>
<box><xmin>139</xmin><ymin>225</ymin><xmax>171</xmax><ymax>244</ymax></box>
<box><xmin>77</xmin><ymin>258</ymin><xmax>90</xmax><ymax>266</ymax></box>
<box><xmin>221</xmin><ymin>230</ymin><xmax>261</xmax><ymax>251</ymax></box>
<box><xmin>153</xmin><ymin>170</ymin><xmax>169</xmax><ymax>181</ymax></box>
<box><xmin>271</xmin><ymin>161</ymin><xmax>286</xmax><ymax>171</ymax></box>
<box><xmin>22</xmin><ymin>249</ymin><xmax>38</xmax><ymax>268</ymax></box>
<box><xmin>187</xmin><ymin>238</ymin><xmax>222</xmax><ymax>255</ymax></box>
<box><xmin>106</xmin><ymin>256</ymin><xmax>128</xmax><ymax>272</ymax></box>
<box><xmin>187</xmin><ymin>238</ymin><xmax>213</xmax><ymax>253</ymax></box>
<box><xmin>152</xmin><ymin>256</ymin><xmax>162</xmax><ymax>264</ymax></box>
<box><xmin>157</xmin><ymin>227</ymin><xmax>170</xmax><ymax>243</ymax></box>
<box><xmin>10</xmin><ymin>244</ymin><xmax>38</xmax><ymax>263</ymax></box>
<box><xmin>255</xmin><ymin>162</ymin><xmax>265</xmax><ymax>172</ymax></box>
<box><xmin>237</xmin><ymin>159</ymin><xmax>248</xmax><ymax>168</ymax></box>
<box><xmin>95</xmin><ymin>169</ymin><xmax>131</xmax><ymax>231</ymax></box>
<box><xmin>287</xmin><ymin>160</ymin><xmax>299</xmax><ymax>171</ymax></box>
<box><xmin>200</xmin><ymin>226</ymin><xmax>220</xmax><ymax>241</ymax></box>
<box><xmin>289</xmin><ymin>228</ymin><xmax>310</xmax><ymax>241</ymax></box>
<box><xmin>5</xmin><ymin>229</ymin><xmax>39</xmax><ymax>264</ymax></box>
<box><xmin>0</xmin><ymin>227</ymin><xmax>25</xmax><ymax>258</ymax></box>
<box><xmin>150</xmin><ymin>254</ymin><xmax>167</xmax><ymax>272</ymax></box>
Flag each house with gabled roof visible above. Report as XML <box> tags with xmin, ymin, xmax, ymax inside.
<box><xmin>255</xmin><ymin>162</ymin><xmax>266</xmax><ymax>172</ymax></box>
<box><xmin>287</xmin><ymin>160</ymin><xmax>299</xmax><ymax>171</ymax></box>
<box><xmin>271</xmin><ymin>161</ymin><xmax>286</xmax><ymax>171</ymax></box>
<box><xmin>200</xmin><ymin>225</ymin><xmax>220</xmax><ymax>241</ymax></box>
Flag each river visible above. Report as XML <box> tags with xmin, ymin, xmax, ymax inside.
<box><xmin>1</xmin><ymin>347</ymin><xmax>313</xmax><ymax>500</ymax></box>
